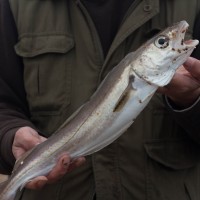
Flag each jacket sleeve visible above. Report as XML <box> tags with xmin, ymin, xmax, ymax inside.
<box><xmin>0</xmin><ymin>0</ymin><xmax>36</xmax><ymax>174</ymax></box>
<box><xmin>166</xmin><ymin>99</ymin><xmax>200</xmax><ymax>144</ymax></box>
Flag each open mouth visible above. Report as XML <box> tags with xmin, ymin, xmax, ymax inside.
<box><xmin>179</xmin><ymin>21</ymin><xmax>199</xmax><ymax>48</ymax></box>
<box><xmin>184</xmin><ymin>39</ymin><xmax>199</xmax><ymax>47</ymax></box>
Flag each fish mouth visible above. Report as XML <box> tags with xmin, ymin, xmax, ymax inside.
<box><xmin>184</xmin><ymin>39</ymin><xmax>199</xmax><ymax>47</ymax></box>
<box><xmin>179</xmin><ymin>21</ymin><xmax>199</xmax><ymax>48</ymax></box>
<box><xmin>170</xmin><ymin>21</ymin><xmax>199</xmax><ymax>52</ymax></box>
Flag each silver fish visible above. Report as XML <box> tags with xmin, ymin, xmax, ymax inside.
<box><xmin>0</xmin><ymin>20</ymin><xmax>198</xmax><ymax>200</ymax></box>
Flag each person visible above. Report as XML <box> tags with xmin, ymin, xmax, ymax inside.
<box><xmin>0</xmin><ymin>0</ymin><xmax>200</xmax><ymax>199</ymax></box>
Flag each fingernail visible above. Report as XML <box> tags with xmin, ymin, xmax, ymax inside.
<box><xmin>62</xmin><ymin>158</ymin><xmax>69</xmax><ymax>167</ymax></box>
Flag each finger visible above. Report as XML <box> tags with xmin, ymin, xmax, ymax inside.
<box><xmin>67</xmin><ymin>157</ymin><xmax>86</xmax><ymax>172</ymax></box>
<box><xmin>183</xmin><ymin>57</ymin><xmax>200</xmax><ymax>80</ymax></box>
<box><xmin>15</xmin><ymin>128</ymin><xmax>40</xmax><ymax>148</ymax></box>
<box><xmin>26</xmin><ymin>176</ymin><xmax>48</xmax><ymax>190</ymax></box>
<box><xmin>24</xmin><ymin>128</ymin><xmax>46</xmax><ymax>147</ymax></box>
<box><xmin>39</xmin><ymin>135</ymin><xmax>47</xmax><ymax>143</ymax></box>
<box><xmin>176</xmin><ymin>65</ymin><xmax>189</xmax><ymax>75</ymax></box>
<box><xmin>157</xmin><ymin>73</ymin><xmax>185</xmax><ymax>95</ymax></box>
<box><xmin>46</xmin><ymin>154</ymin><xmax>70</xmax><ymax>183</ymax></box>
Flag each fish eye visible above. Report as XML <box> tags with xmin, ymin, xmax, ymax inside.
<box><xmin>154</xmin><ymin>36</ymin><xmax>169</xmax><ymax>49</ymax></box>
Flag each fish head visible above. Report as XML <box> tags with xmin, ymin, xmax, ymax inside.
<box><xmin>132</xmin><ymin>20</ymin><xmax>199</xmax><ymax>86</ymax></box>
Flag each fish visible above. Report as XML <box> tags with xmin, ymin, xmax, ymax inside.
<box><xmin>0</xmin><ymin>20</ymin><xmax>198</xmax><ymax>200</ymax></box>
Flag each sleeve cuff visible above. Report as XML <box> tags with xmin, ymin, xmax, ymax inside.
<box><xmin>0</xmin><ymin>127</ymin><xmax>17</xmax><ymax>174</ymax></box>
<box><xmin>165</xmin><ymin>95</ymin><xmax>200</xmax><ymax>113</ymax></box>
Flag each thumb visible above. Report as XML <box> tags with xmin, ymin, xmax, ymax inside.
<box><xmin>13</xmin><ymin>127</ymin><xmax>46</xmax><ymax>159</ymax></box>
<box><xmin>183</xmin><ymin>57</ymin><xmax>200</xmax><ymax>80</ymax></box>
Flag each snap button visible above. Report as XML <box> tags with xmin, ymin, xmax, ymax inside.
<box><xmin>144</xmin><ymin>5</ymin><xmax>152</xmax><ymax>12</ymax></box>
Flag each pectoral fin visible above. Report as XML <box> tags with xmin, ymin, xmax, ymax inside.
<box><xmin>113</xmin><ymin>75</ymin><xmax>135</xmax><ymax>112</ymax></box>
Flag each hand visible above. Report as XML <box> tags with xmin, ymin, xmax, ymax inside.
<box><xmin>12</xmin><ymin>126</ymin><xmax>85</xmax><ymax>190</ymax></box>
<box><xmin>158</xmin><ymin>57</ymin><xmax>200</xmax><ymax>107</ymax></box>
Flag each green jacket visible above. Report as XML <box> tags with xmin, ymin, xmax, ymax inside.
<box><xmin>9</xmin><ymin>0</ymin><xmax>200</xmax><ymax>199</ymax></box>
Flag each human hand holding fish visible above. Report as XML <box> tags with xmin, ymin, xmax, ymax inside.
<box><xmin>12</xmin><ymin>127</ymin><xmax>85</xmax><ymax>190</ymax></box>
<box><xmin>158</xmin><ymin>57</ymin><xmax>200</xmax><ymax>108</ymax></box>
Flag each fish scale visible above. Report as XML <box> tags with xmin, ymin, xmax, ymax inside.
<box><xmin>0</xmin><ymin>20</ymin><xmax>199</xmax><ymax>200</ymax></box>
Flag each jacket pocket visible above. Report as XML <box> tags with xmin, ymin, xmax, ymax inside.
<box><xmin>145</xmin><ymin>139</ymin><xmax>199</xmax><ymax>170</ymax></box>
<box><xmin>144</xmin><ymin>139</ymin><xmax>200</xmax><ymax>200</ymax></box>
<box><xmin>15</xmin><ymin>34</ymin><xmax>74</xmax><ymax>114</ymax></box>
